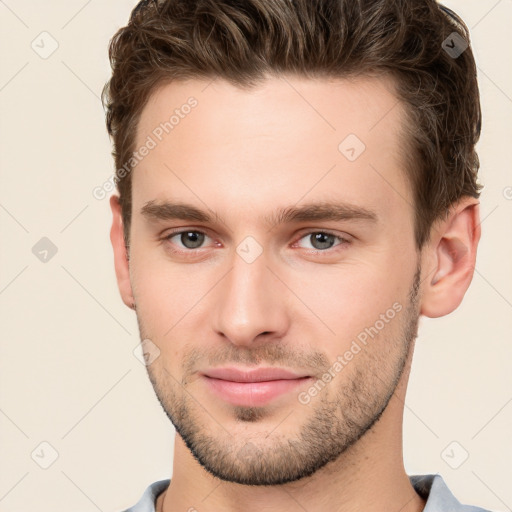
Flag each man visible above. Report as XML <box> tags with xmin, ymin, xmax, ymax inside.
<box><xmin>102</xmin><ymin>0</ymin><xmax>490</xmax><ymax>511</ymax></box>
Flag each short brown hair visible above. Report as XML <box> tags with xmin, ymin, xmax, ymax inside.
<box><xmin>102</xmin><ymin>0</ymin><xmax>482</xmax><ymax>250</ymax></box>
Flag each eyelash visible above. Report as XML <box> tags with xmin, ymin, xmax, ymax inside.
<box><xmin>161</xmin><ymin>229</ymin><xmax>352</xmax><ymax>256</ymax></box>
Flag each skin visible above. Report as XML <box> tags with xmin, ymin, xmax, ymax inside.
<box><xmin>110</xmin><ymin>75</ymin><xmax>480</xmax><ymax>512</ymax></box>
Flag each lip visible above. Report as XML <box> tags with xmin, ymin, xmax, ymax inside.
<box><xmin>202</xmin><ymin>367</ymin><xmax>309</xmax><ymax>382</ymax></box>
<box><xmin>201</xmin><ymin>367</ymin><xmax>313</xmax><ymax>407</ymax></box>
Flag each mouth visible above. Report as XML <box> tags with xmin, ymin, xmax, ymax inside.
<box><xmin>200</xmin><ymin>367</ymin><xmax>313</xmax><ymax>407</ymax></box>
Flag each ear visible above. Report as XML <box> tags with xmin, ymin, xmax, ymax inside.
<box><xmin>420</xmin><ymin>197</ymin><xmax>481</xmax><ymax>318</ymax></box>
<box><xmin>109</xmin><ymin>195</ymin><xmax>135</xmax><ymax>310</ymax></box>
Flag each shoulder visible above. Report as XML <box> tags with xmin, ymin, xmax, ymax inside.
<box><xmin>119</xmin><ymin>479</ymin><xmax>170</xmax><ymax>512</ymax></box>
<box><xmin>410</xmin><ymin>474</ymin><xmax>496</xmax><ymax>512</ymax></box>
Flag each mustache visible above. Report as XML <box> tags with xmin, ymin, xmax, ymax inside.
<box><xmin>182</xmin><ymin>344</ymin><xmax>330</xmax><ymax>377</ymax></box>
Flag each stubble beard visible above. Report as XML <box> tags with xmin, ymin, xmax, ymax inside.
<box><xmin>139</xmin><ymin>265</ymin><xmax>421</xmax><ymax>486</ymax></box>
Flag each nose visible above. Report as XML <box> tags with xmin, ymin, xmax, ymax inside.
<box><xmin>212</xmin><ymin>248</ymin><xmax>290</xmax><ymax>347</ymax></box>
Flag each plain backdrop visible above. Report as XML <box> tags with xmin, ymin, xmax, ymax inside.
<box><xmin>0</xmin><ymin>1</ymin><xmax>511</xmax><ymax>511</ymax></box>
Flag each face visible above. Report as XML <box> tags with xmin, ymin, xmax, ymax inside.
<box><xmin>125</xmin><ymin>75</ymin><xmax>422</xmax><ymax>485</ymax></box>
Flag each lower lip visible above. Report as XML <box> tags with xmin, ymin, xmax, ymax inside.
<box><xmin>202</xmin><ymin>376</ymin><xmax>312</xmax><ymax>407</ymax></box>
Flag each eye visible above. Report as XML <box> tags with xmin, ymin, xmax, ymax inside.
<box><xmin>161</xmin><ymin>229</ymin><xmax>351</xmax><ymax>254</ymax></box>
<box><xmin>295</xmin><ymin>231</ymin><xmax>350</xmax><ymax>251</ymax></box>
<box><xmin>163</xmin><ymin>230</ymin><xmax>211</xmax><ymax>250</ymax></box>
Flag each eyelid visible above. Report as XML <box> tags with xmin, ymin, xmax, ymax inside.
<box><xmin>292</xmin><ymin>229</ymin><xmax>352</xmax><ymax>251</ymax></box>
<box><xmin>293</xmin><ymin>228</ymin><xmax>353</xmax><ymax>243</ymax></box>
<box><xmin>162</xmin><ymin>228</ymin><xmax>214</xmax><ymax>247</ymax></box>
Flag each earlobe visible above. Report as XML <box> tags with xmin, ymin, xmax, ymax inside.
<box><xmin>420</xmin><ymin>198</ymin><xmax>481</xmax><ymax>318</ymax></box>
<box><xmin>109</xmin><ymin>195</ymin><xmax>135</xmax><ymax>310</ymax></box>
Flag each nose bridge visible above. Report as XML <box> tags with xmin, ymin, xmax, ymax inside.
<box><xmin>213</xmin><ymin>244</ymin><xmax>287</xmax><ymax>345</ymax></box>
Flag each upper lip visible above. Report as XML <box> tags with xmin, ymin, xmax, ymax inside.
<box><xmin>201</xmin><ymin>367</ymin><xmax>310</xmax><ymax>383</ymax></box>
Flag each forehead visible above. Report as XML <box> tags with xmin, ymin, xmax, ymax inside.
<box><xmin>136</xmin><ymin>74</ymin><xmax>405</xmax><ymax>150</ymax></box>
<box><xmin>132</xmin><ymin>74</ymin><xmax>413</xmax><ymax>226</ymax></box>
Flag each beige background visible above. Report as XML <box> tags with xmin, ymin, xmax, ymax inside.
<box><xmin>0</xmin><ymin>1</ymin><xmax>511</xmax><ymax>511</ymax></box>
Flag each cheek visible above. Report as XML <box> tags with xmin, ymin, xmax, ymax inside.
<box><xmin>131</xmin><ymin>264</ymin><xmax>193</xmax><ymax>371</ymax></box>
<box><xmin>129</xmin><ymin>246</ymin><xmax>217</xmax><ymax>339</ymax></box>
<box><xmin>290</xmin><ymin>260</ymin><xmax>407</xmax><ymax>348</ymax></box>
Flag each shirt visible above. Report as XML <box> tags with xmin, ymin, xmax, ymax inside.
<box><xmin>121</xmin><ymin>474</ymin><xmax>493</xmax><ymax>512</ymax></box>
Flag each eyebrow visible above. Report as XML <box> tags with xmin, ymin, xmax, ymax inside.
<box><xmin>140</xmin><ymin>200</ymin><xmax>378</xmax><ymax>228</ymax></box>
